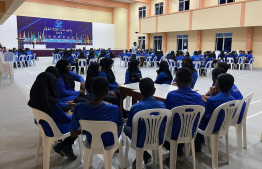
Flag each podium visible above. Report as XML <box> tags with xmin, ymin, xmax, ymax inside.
<box><xmin>17</xmin><ymin>38</ymin><xmax>25</xmax><ymax>49</ymax></box>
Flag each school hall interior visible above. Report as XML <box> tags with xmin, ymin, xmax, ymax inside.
<box><xmin>0</xmin><ymin>0</ymin><xmax>262</xmax><ymax>169</ymax></box>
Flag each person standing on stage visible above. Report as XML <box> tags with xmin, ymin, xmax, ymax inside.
<box><xmin>131</xmin><ymin>42</ymin><xmax>138</xmax><ymax>60</ymax></box>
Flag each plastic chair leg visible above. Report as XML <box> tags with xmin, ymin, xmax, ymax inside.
<box><xmin>225</xmin><ymin>133</ymin><xmax>230</xmax><ymax>164</ymax></box>
<box><xmin>210</xmin><ymin>134</ymin><xmax>219</xmax><ymax>169</ymax></box>
<box><xmin>43</xmin><ymin>138</ymin><xmax>52</xmax><ymax>169</ymax></box>
<box><xmin>34</xmin><ymin>135</ymin><xmax>42</xmax><ymax>167</ymax></box>
<box><xmin>191</xmin><ymin>139</ymin><xmax>196</xmax><ymax>169</ymax></box>
<box><xmin>83</xmin><ymin>148</ymin><xmax>92</xmax><ymax>169</ymax></box>
<box><xmin>124</xmin><ymin>139</ymin><xmax>129</xmax><ymax>167</ymax></box>
<box><xmin>103</xmin><ymin>150</ymin><xmax>114</xmax><ymax>169</ymax></box>
<box><xmin>185</xmin><ymin>143</ymin><xmax>190</xmax><ymax>158</ymax></box>
<box><xmin>235</xmin><ymin>124</ymin><xmax>243</xmax><ymax>154</ymax></box>
<box><xmin>136</xmin><ymin>148</ymin><xmax>144</xmax><ymax>169</ymax></box>
<box><xmin>243</xmin><ymin>121</ymin><xmax>247</xmax><ymax>149</ymax></box>
<box><xmin>119</xmin><ymin>138</ymin><xmax>124</xmax><ymax>169</ymax></box>
<box><xmin>158</xmin><ymin>146</ymin><xmax>164</xmax><ymax>169</ymax></box>
<box><xmin>170</xmin><ymin>140</ymin><xmax>178</xmax><ymax>169</ymax></box>
<box><xmin>260</xmin><ymin>132</ymin><xmax>262</xmax><ymax>142</ymax></box>
<box><xmin>78</xmin><ymin>136</ymin><xmax>83</xmax><ymax>163</ymax></box>
<box><xmin>152</xmin><ymin>149</ymin><xmax>158</xmax><ymax>165</ymax></box>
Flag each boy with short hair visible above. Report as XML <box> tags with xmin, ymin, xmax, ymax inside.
<box><xmin>191</xmin><ymin>51</ymin><xmax>200</xmax><ymax>61</ymax></box>
<box><xmin>125</xmin><ymin>78</ymin><xmax>166</xmax><ymax>167</ymax></box>
<box><xmin>70</xmin><ymin>77</ymin><xmax>123</xmax><ymax>149</ymax></box>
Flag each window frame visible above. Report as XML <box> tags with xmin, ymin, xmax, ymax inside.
<box><xmin>218</xmin><ymin>0</ymin><xmax>235</xmax><ymax>5</ymax></box>
<box><xmin>177</xmin><ymin>34</ymin><xmax>188</xmax><ymax>51</ymax></box>
<box><xmin>215</xmin><ymin>32</ymin><xmax>233</xmax><ymax>51</ymax></box>
<box><xmin>138</xmin><ymin>36</ymin><xmax>146</xmax><ymax>49</ymax></box>
<box><xmin>155</xmin><ymin>2</ymin><xmax>164</xmax><ymax>15</ymax></box>
<box><xmin>139</xmin><ymin>6</ymin><xmax>147</xmax><ymax>18</ymax></box>
<box><xmin>178</xmin><ymin>0</ymin><xmax>190</xmax><ymax>11</ymax></box>
<box><xmin>154</xmin><ymin>36</ymin><xmax>162</xmax><ymax>51</ymax></box>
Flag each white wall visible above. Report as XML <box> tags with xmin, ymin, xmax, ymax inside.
<box><xmin>0</xmin><ymin>15</ymin><xmax>18</xmax><ymax>49</ymax></box>
<box><xmin>0</xmin><ymin>15</ymin><xmax>115</xmax><ymax>50</ymax></box>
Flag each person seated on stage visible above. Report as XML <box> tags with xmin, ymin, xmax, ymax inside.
<box><xmin>12</xmin><ymin>48</ymin><xmax>18</xmax><ymax>55</ymax></box>
<box><xmin>176</xmin><ymin>51</ymin><xmax>185</xmax><ymax>61</ymax></box>
<box><xmin>191</xmin><ymin>51</ymin><xmax>200</xmax><ymax>61</ymax></box>
<box><xmin>154</xmin><ymin>61</ymin><xmax>173</xmax><ymax>85</ymax></box>
<box><xmin>246</xmin><ymin>51</ymin><xmax>253</xmax><ymax>63</ymax></box>
<box><xmin>64</xmin><ymin>51</ymin><xmax>79</xmax><ymax>73</ymax></box>
<box><xmin>85</xmin><ymin>62</ymin><xmax>119</xmax><ymax>105</ymax></box>
<box><xmin>28</xmin><ymin>72</ymin><xmax>77</xmax><ymax>160</ymax></box>
<box><xmin>197</xmin><ymin>73</ymin><xmax>235</xmax><ymax>145</ymax></box>
<box><xmin>164</xmin><ymin>68</ymin><xmax>204</xmax><ymax>160</ymax></box>
<box><xmin>125</xmin><ymin>78</ymin><xmax>166</xmax><ymax>167</ymax></box>
<box><xmin>173</xmin><ymin>57</ymin><xmax>198</xmax><ymax>89</ymax></box>
<box><xmin>70</xmin><ymin>77</ymin><xmax>123</xmax><ymax>149</ymax></box>
<box><xmin>125</xmin><ymin>59</ymin><xmax>142</xmax><ymax>84</ymax></box>
<box><xmin>198</xmin><ymin>50</ymin><xmax>205</xmax><ymax>61</ymax></box>
<box><xmin>56</xmin><ymin>59</ymin><xmax>91</xmax><ymax>103</ymax></box>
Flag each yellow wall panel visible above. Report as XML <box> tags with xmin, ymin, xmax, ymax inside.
<box><xmin>114</xmin><ymin>8</ymin><xmax>127</xmax><ymax>49</ymax></box>
<box><xmin>245</xmin><ymin>1</ymin><xmax>262</xmax><ymax>27</ymax></box>
<box><xmin>158</xmin><ymin>12</ymin><xmax>190</xmax><ymax>32</ymax></box>
<box><xmin>204</xmin><ymin>0</ymin><xmax>217</xmax><ymax>7</ymax></box>
<box><xmin>252</xmin><ymin>26</ymin><xmax>262</xmax><ymax>68</ymax></box>
<box><xmin>141</xmin><ymin>17</ymin><xmax>157</xmax><ymax>33</ymax></box>
<box><xmin>192</xmin><ymin>4</ymin><xmax>242</xmax><ymax>30</ymax></box>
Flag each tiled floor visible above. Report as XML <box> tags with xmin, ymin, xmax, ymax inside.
<box><xmin>0</xmin><ymin>57</ymin><xmax>262</xmax><ymax>169</ymax></box>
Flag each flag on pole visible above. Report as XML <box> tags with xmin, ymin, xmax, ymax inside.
<box><xmin>31</xmin><ymin>32</ymin><xmax>33</xmax><ymax>42</ymax></box>
<box><xmin>28</xmin><ymin>31</ymin><xmax>30</xmax><ymax>43</ymax></box>
<box><xmin>42</xmin><ymin>30</ymin><xmax>45</xmax><ymax>40</ymax></box>
<box><xmin>87</xmin><ymin>35</ymin><xmax>89</xmax><ymax>43</ymax></box>
<box><xmin>19</xmin><ymin>32</ymin><xmax>22</xmax><ymax>38</ymax></box>
<box><xmin>33</xmin><ymin>32</ymin><xmax>36</xmax><ymax>44</ymax></box>
<box><xmin>76</xmin><ymin>33</ymin><xmax>78</xmax><ymax>42</ymax></box>
<box><xmin>38</xmin><ymin>32</ymin><xmax>40</xmax><ymax>42</ymax></box>
<box><xmin>39</xmin><ymin>33</ymin><xmax>42</xmax><ymax>42</ymax></box>
<box><xmin>23</xmin><ymin>31</ymin><xmax>26</xmax><ymax>38</ymax></box>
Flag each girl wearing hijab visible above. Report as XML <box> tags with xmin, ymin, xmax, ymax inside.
<box><xmin>78</xmin><ymin>51</ymin><xmax>86</xmax><ymax>59</ymax></box>
<box><xmin>28</xmin><ymin>72</ymin><xmax>77</xmax><ymax>160</ymax></box>
<box><xmin>56</xmin><ymin>59</ymin><xmax>91</xmax><ymax>103</ymax></box>
<box><xmin>85</xmin><ymin>62</ymin><xmax>119</xmax><ymax>105</ymax></box>
<box><xmin>172</xmin><ymin>57</ymin><xmax>198</xmax><ymax>89</ymax></box>
<box><xmin>64</xmin><ymin>51</ymin><xmax>79</xmax><ymax>73</ymax></box>
<box><xmin>125</xmin><ymin>59</ymin><xmax>142</xmax><ymax>84</ymax></box>
<box><xmin>155</xmin><ymin>61</ymin><xmax>173</xmax><ymax>85</ymax></box>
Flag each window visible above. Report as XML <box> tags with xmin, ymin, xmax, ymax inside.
<box><xmin>177</xmin><ymin>35</ymin><xmax>188</xmax><ymax>51</ymax></box>
<box><xmin>219</xmin><ymin>0</ymin><xmax>234</xmax><ymax>5</ymax></box>
<box><xmin>179</xmin><ymin>0</ymin><xmax>190</xmax><ymax>11</ymax></box>
<box><xmin>215</xmin><ymin>33</ymin><xmax>233</xmax><ymax>51</ymax></box>
<box><xmin>139</xmin><ymin>6</ymin><xmax>146</xmax><ymax>18</ymax></box>
<box><xmin>138</xmin><ymin>36</ymin><xmax>145</xmax><ymax>49</ymax></box>
<box><xmin>155</xmin><ymin>2</ymin><xmax>164</xmax><ymax>15</ymax></box>
<box><xmin>154</xmin><ymin>36</ymin><xmax>162</xmax><ymax>50</ymax></box>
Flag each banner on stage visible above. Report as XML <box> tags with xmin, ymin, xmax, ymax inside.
<box><xmin>17</xmin><ymin>16</ymin><xmax>93</xmax><ymax>49</ymax></box>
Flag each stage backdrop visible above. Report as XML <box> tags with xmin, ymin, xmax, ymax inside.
<box><xmin>17</xmin><ymin>16</ymin><xmax>93</xmax><ymax>49</ymax></box>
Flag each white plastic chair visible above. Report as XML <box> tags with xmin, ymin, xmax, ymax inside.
<box><xmin>219</xmin><ymin>57</ymin><xmax>225</xmax><ymax>63</ymax></box>
<box><xmin>89</xmin><ymin>58</ymin><xmax>97</xmax><ymax>65</ymax></box>
<box><xmin>31</xmin><ymin>108</ymin><xmax>82</xmax><ymax>169</ymax></box>
<box><xmin>112</xmin><ymin>58</ymin><xmax>115</xmax><ymax>72</ymax></box>
<box><xmin>52</xmin><ymin>53</ymin><xmax>55</xmax><ymax>64</ymax></box>
<box><xmin>166</xmin><ymin>105</ymin><xmax>205</xmax><ymax>169</ymax></box>
<box><xmin>31</xmin><ymin>54</ymin><xmax>36</xmax><ymax>66</ymax></box>
<box><xmin>227</xmin><ymin>58</ymin><xmax>234</xmax><ymax>70</ymax></box>
<box><xmin>18</xmin><ymin>55</ymin><xmax>26</xmax><ymax>68</ymax></box>
<box><xmin>152</xmin><ymin>57</ymin><xmax>157</xmax><ymax>68</ymax></box>
<box><xmin>157</xmin><ymin>56</ymin><xmax>164</xmax><ymax>65</ymax></box>
<box><xmin>78</xmin><ymin>59</ymin><xmax>87</xmax><ymax>74</ymax></box>
<box><xmin>71</xmin><ymin>54</ymin><xmax>76</xmax><ymax>59</ymax></box>
<box><xmin>120</xmin><ymin>56</ymin><xmax>124</xmax><ymax>66</ymax></box>
<box><xmin>26</xmin><ymin>55</ymin><xmax>32</xmax><ymax>67</ymax></box>
<box><xmin>169</xmin><ymin>59</ymin><xmax>177</xmax><ymax>75</ymax></box>
<box><xmin>245</xmin><ymin>58</ymin><xmax>254</xmax><ymax>71</ymax></box>
<box><xmin>123</xmin><ymin>109</ymin><xmax>172</xmax><ymax>169</ymax></box>
<box><xmin>123</xmin><ymin>56</ymin><xmax>130</xmax><ymax>67</ymax></box>
<box><xmin>230</xmin><ymin>92</ymin><xmax>254</xmax><ymax>154</ymax></box>
<box><xmin>79</xmin><ymin>120</ymin><xmax>123</xmax><ymax>169</ymax></box>
<box><xmin>236</xmin><ymin>57</ymin><xmax>245</xmax><ymax>70</ymax></box>
<box><xmin>144</xmin><ymin>56</ymin><xmax>152</xmax><ymax>68</ymax></box>
<box><xmin>98</xmin><ymin>57</ymin><xmax>104</xmax><ymax>63</ymax></box>
<box><xmin>197</xmin><ymin>100</ymin><xmax>239</xmax><ymax>169</ymax></box>
<box><xmin>177</xmin><ymin>60</ymin><xmax>183</xmax><ymax>69</ymax></box>
<box><xmin>200</xmin><ymin>61</ymin><xmax>212</xmax><ymax>77</ymax></box>
<box><xmin>13</xmin><ymin>55</ymin><xmax>18</xmax><ymax>69</ymax></box>
<box><xmin>193</xmin><ymin>61</ymin><xmax>201</xmax><ymax>77</ymax></box>
<box><xmin>0</xmin><ymin>53</ymin><xmax>14</xmax><ymax>85</ymax></box>
<box><xmin>53</xmin><ymin>54</ymin><xmax>61</xmax><ymax>64</ymax></box>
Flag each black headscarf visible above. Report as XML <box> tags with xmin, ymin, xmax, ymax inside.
<box><xmin>85</xmin><ymin>62</ymin><xmax>100</xmax><ymax>90</ymax></box>
<box><xmin>45</xmin><ymin>66</ymin><xmax>59</xmax><ymax>77</ymax></box>
<box><xmin>128</xmin><ymin>59</ymin><xmax>140</xmax><ymax>73</ymax></box>
<box><xmin>220</xmin><ymin>51</ymin><xmax>225</xmax><ymax>59</ymax></box>
<box><xmin>56</xmin><ymin>59</ymin><xmax>75</xmax><ymax>89</ymax></box>
<box><xmin>28</xmin><ymin>72</ymin><xmax>58</xmax><ymax>116</ymax></box>
<box><xmin>182</xmin><ymin>57</ymin><xmax>196</xmax><ymax>72</ymax></box>
<box><xmin>158</xmin><ymin>61</ymin><xmax>173</xmax><ymax>82</ymax></box>
<box><xmin>100</xmin><ymin>58</ymin><xmax>115</xmax><ymax>84</ymax></box>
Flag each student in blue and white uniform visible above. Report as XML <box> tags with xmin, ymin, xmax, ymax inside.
<box><xmin>64</xmin><ymin>51</ymin><xmax>79</xmax><ymax>73</ymax></box>
<box><xmin>246</xmin><ymin>51</ymin><xmax>253</xmax><ymax>63</ymax></box>
<box><xmin>155</xmin><ymin>61</ymin><xmax>173</xmax><ymax>85</ymax></box>
<box><xmin>28</xmin><ymin>72</ymin><xmax>78</xmax><ymax>160</ymax></box>
<box><xmin>18</xmin><ymin>48</ymin><xmax>25</xmax><ymax>60</ymax></box>
<box><xmin>191</xmin><ymin>51</ymin><xmax>200</xmax><ymax>61</ymax></box>
<box><xmin>70</xmin><ymin>77</ymin><xmax>123</xmax><ymax>151</ymax></box>
<box><xmin>56</xmin><ymin>59</ymin><xmax>91</xmax><ymax>103</ymax></box>
<box><xmin>12</xmin><ymin>48</ymin><xmax>18</xmax><ymax>55</ymax></box>
<box><xmin>198</xmin><ymin>50</ymin><xmax>205</xmax><ymax>60</ymax></box>
<box><xmin>197</xmin><ymin>73</ymin><xmax>235</xmax><ymax>145</ymax></box>
<box><xmin>218</xmin><ymin>51</ymin><xmax>225</xmax><ymax>62</ymax></box>
<box><xmin>176</xmin><ymin>51</ymin><xmax>185</xmax><ymax>61</ymax></box>
<box><xmin>125</xmin><ymin>78</ymin><xmax>166</xmax><ymax>167</ymax></box>
<box><xmin>125</xmin><ymin>59</ymin><xmax>142</xmax><ymax>84</ymax></box>
<box><xmin>164</xmin><ymin>68</ymin><xmax>204</xmax><ymax>160</ymax></box>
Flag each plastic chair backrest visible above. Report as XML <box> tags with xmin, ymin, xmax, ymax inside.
<box><xmin>31</xmin><ymin>108</ymin><xmax>63</xmax><ymax>137</ymax></box>
<box><xmin>249</xmin><ymin>58</ymin><xmax>254</xmax><ymax>64</ymax></box>
<box><xmin>238</xmin><ymin>57</ymin><xmax>244</xmax><ymax>64</ymax></box>
<box><xmin>167</xmin><ymin>105</ymin><xmax>205</xmax><ymax>142</ymax></box>
<box><xmin>131</xmin><ymin>109</ymin><xmax>172</xmax><ymax>150</ymax></box>
<box><xmin>146</xmin><ymin>56</ymin><xmax>152</xmax><ymax>62</ymax></box>
<box><xmin>19</xmin><ymin>55</ymin><xmax>25</xmax><ymax>61</ymax></box>
<box><xmin>78</xmin><ymin>59</ymin><xmax>87</xmax><ymax>67</ymax></box>
<box><xmin>71</xmin><ymin>54</ymin><xmax>76</xmax><ymax>59</ymax></box>
<box><xmin>169</xmin><ymin>59</ymin><xmax>175</xmax><ymax>67</ymax></box>
<box><xmin>205</xmin><ymin>100</ymin><xmax>239</xmax><ymax>135</ymax></box>
<box><xmin>205</xmin><ymin>61</ymin><xmax>213</xmax><ymax>69</ymax></box>
<box><xmin>153</xmin><ymin>57</ymin><xmax>157</xmax><ymax>62</ymax></box>
<box><xmin>89</xmin><ymin>58</ymin><xmax>97</xmax><ymax>64</ymax></box>
<box><xmin>177</xmin><ymin>60</ymin><xmax>183</xmax><ymax>68</ymax></box>
<box><xmin>123</xmin><ymin>56</ymin><xmax>129</xmax><ymax>62</ymax></box>
<box><xmin>79</xmin><ymin>120</ymin><xmax>119</xmax><ymax>150</ymax></box>
<box><xmin>27</xmin><ymin>55</ymin><xmax>31</xmax><ymax>60</ymax></box>
<box><xmin>193</xmin><ymin>61</ymin><xmax>201</xmax><ymax>69</ymax></box>
<box><xmin>227</xmin><ymin>58</ymin><xmax>234</xmax><ymax>63</ymax></box>
<box><xmin>98</xmin><ymin>57</ymin><xmax>104</xmax><ymax>63</ymax></box>
<box><xmin>54</xmin><ymin>54</ymin><xmax>61</xmax><ymax>60</ymax></box>
<box><xmin>231</xmin><ymin>92</ymin><xmax>254</xmax><ymax>124</ymax></box>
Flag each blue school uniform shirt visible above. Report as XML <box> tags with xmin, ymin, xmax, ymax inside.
<box><xmin>199</xmin><ymin>92</ymin><xmax>235</xmax><ymax>132</ymax></box>
<box><xmin>125</xmin><ymin>69</ymin><xmax>142</xmax><ymax>84</ymax></box>
<box><xmin>191</xmin><ymin>55</ymin><xmax>200</xmax><ymax>61</ymax></box>
<box><xmin>56</xmin><ymin>71</ymin><xmax>85</xmax><ymax>102</ymax></box>
<box><xmin>39</xmin><ymin>103</ymin><xmax>72</xmax><ymax>137</ymax></box>
<box><xmin>199</xmin><ymin>54</ymin><xmax>205</xmax><ymax>60</ymax></box>
<box><xmin>154</xmin><ymin>72</ymin><xmax>171</xmax><ymax>85</ymax></box>
<box><xmin>67</xmin><ymin>56</ymin><xmax>75</xmax><ymax>65</ymax></box>
<box><xmin>165</xmin><ymin>87</ymin><xmax>204</xmax><ymax>140</ymax></box>
<box><xmin>104</xmin><ymin>54</ymin><xmax>110</xmax><ymax>58</ymax></box>
<box><xmin>99</xmin><ymin>71</ymin><xmax>119</xmax><ymax>91</ymax></box>
<box><xmin>247</xmin><ymin>54</ymin><xmax>253</xmax><ymax>61</ymax></box>
<box><xmin>126</xmin><ymin>97</ymin><xmax>166</xmax><ymax>148</ymax></box>
<box><xmin>71</xmin><ymin>102</ymin><xmax>123</xmax><ymax>147</ymax></box>
<box><xmin>176</xmin><ymin>56</ymin><xmax>184</xmax><ymax>61</ymax></box>
<box><xmin>172</xmin><ymin>70</ymin><xmax>198</xmax><ymax>89</ymax></box>
<box><xmin>203</xmin><ymin>57</ymin><xmax>213</xmax><ymax>67</ymax></box>
<box><xmin>12</xmin><ymin>51</ymin><xmax>18</xmax><ymax>55</ymax></box>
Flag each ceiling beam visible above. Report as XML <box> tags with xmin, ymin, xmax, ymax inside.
<box><xmin>129</xmin><ymin>0</ymin><xmax>150</xmax><ymax>3</ymax></box>
<box><xmin>0</xmin><ymin>2</ymin><xmax>5</xmax><ymax>13</ymax></box>
<box><xmin>64</xmin><ymin>0</ymin><xmax>130</xmax><ymax>8</ymax></box>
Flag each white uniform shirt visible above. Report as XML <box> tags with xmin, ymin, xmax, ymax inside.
<box><xmin>132</xmin><ymin>45</ymin><xmax>137</xmax><ymax>54</ymax></box>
